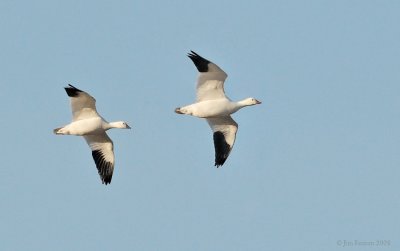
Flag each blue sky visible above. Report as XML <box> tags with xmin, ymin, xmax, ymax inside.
<box><xmin>1</xmin><ymin>0</ymin><xmax>399</xmax><ymax>250</ymax></box>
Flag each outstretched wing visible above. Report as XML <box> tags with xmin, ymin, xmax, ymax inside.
<box><xmin>187</xmin><ymin>51</ymin><xmax>228</xmax><ymax>102</ymax></box>
<box><xmin>206</xmin><ymin>116</ymin><xmax>238</xmax><ymax>167</ymax></box>
<box><xmin>84</xmin><ymin>133</ymin><xmax>115</xmax><ymax>185</ymax></box>
<box><xmin>64</xmin><ymin>84</ymin><xmax>99</xmax><ymax>121</ymax></box>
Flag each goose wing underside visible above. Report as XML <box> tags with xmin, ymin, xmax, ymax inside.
<box><xmin>187</xmin><ymin>51</ymin><xmax>228</xmax><ymax>102</ymax></box>
<box><xmin>84</xmin><ymin>133</ymin><xmax>115</xmax><ymax>185</ymax></box>
<box><xmin>206</xmin><ymin>116</ymin><xmax>238</xmax><ymax>167</ymax></box>
<box><xmin>64</xmin><ymin>84</ymin><xmax>99</xmax><ymax>121</ymax></box>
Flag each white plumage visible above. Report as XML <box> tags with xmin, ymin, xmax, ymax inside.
<box><xmin>54</xmin><ymin>84</ymin><xmax>131</xmax><ymax>185</ymax></box>
<box><xmin>175</xmin><ymin>51</ymin><xmax>261</xmax><ymax>167</ymax></box>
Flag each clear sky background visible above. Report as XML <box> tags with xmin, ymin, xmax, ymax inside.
<box><xmin>1</xmin><ymin>0</ymin><xmax>399</xmax><ymax>250</ymax></box>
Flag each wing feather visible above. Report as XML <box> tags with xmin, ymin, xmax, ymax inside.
<box><xmin>84</xmin><ymin>133</ymin><xmax>115</xmax><ymax>185</ymax></box>
<box><xmin>206</xmin><ymin>116</ymin><xmax>238</xmax><ymax>167</ymax></box>
<box><xmin>64</xmin><ymin>84</ymin><xmax>99</xmax><ymax>121</ymax></box>
<box><xmin>187</xmin><ymin>51</ymin><xmax>228</xmax><ymax>102</ymax></box>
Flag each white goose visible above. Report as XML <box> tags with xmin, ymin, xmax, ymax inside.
<box><xmin>175</xmin><ymin>51</ymin><xmax>261</xmax><ymax>167</ymax></box>
<box><xmin>54</xmin><ymin>84</ymin><xmax>131</xmax><ymax>185</ymax></box>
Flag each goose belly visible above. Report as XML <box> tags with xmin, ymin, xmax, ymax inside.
<box><xmin>65</xmin><ymin>118</ymin><xmax>103</xmax><ymax>135</ymax></box>
<box><xmin>192</xmin><ymin>100</ymin><xmax>237</xmax><ymax>118</ymax></box>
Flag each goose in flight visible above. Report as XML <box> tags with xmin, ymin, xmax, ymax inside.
<box><xmin>175</xmin><ymin>51</ymin><xmax>261</xmax><ymax>167</ymax></box>
<box><xmin>54</xmin><ymin>84</ymin><xmax>131</xmax><ymax>185</ymax></box>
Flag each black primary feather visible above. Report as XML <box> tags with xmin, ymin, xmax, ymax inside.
<box><xmin>92</xmin><ymin>150</ymin><xmax>113</xmax><ymax>185</ymax></box>
<box><xmin>213</xmin><ymin>131</ymin><xmax>231</xmax><ymax>167</ymax></box>
<box><xmin>64</xmin><ymin>84</ymin><xmax>83</xmax><ymax>97</ymax></box>
<box><xmin>187</xmin><ymin>50</ymin><xmax>210</xmax><ymax>72</ymax></box>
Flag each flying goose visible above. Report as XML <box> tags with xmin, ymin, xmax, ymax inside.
<box><xmin>54</xmin><ymin>84</ymin><xmax>131</xmax><ymax>185</ymax></box>
<box><xmin>175</xmin><ymin>51</ymin><xmax>261</xmax><ymax>167</ymax></box>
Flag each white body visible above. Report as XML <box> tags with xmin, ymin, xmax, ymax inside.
<box><xmin>56</xmin><ymin>117</ymin><xmax>105</xmax><ymax>135</ymax></box>
<box><xmin>179</xmin><ymin>98</ymin><xmax>242</xmax><ymax>118</ymax></box>
<box><xmin>54</xmin><ymin>85</ymin><xmax>130</xmax><ymax>185</ymax></box>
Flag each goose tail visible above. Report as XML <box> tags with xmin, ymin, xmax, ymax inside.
<box><xmin>53</xmin><ymin>127</ymin><xmax>63</xmax><ymax>135</ymax></box>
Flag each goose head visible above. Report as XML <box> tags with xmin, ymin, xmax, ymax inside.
<box><xmin>240</xmin><ymin>97</ymin><xmax>262</xmax><ymax>106</ymax></box>
<box><xmin>109</xmin><ymin>121</ymin><xmax>131</xmax><ymax>129</ymax></box>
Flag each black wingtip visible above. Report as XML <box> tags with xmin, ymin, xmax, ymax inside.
<box><xmin>102</xmin><ymin>176</ymin><xmax>112</xmax><ymax>185</ymax></box>
<box><xmin>92</xmin><ymin>150</ymin><xmax>113</xmax><ymax>185</ymax></box>
<box><xmin>213</xmin><ymin>131</ymin><xmax>231</xmax><ymax>167</ymax></box>
<box><xmin>64</xmin><ymin>84</ymin><xmax>83</xmax><ymax>97</ymax></box>
<box><xmin>187</xmin><ymin>50</ymin><xmax>210</xmax><ymax>72</ymax></box>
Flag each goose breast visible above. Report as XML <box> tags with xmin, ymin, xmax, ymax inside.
<box><xmin>62</xmin><ymin>117</ymin><xmax>103</xmax><ymax>135</ymax></box>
